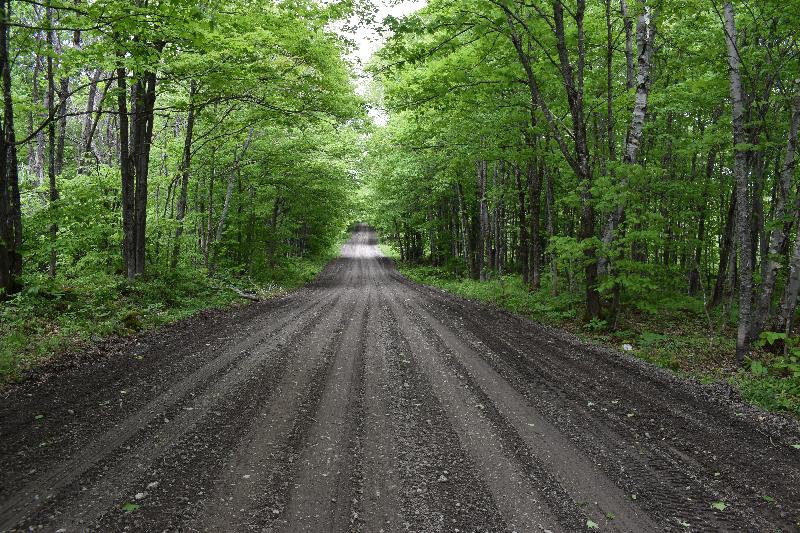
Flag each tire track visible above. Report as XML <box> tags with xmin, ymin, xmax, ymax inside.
<box><xmin>277</xmin><ymin>291</ymin><xmax>371</xmax><ymax>531</ymax></box>
<box><xmin>180</xmin><ymin>285</ymin><xmax>362</xmax><ymax>531</ymax></box>
<box><xmin>380</xmin><ymin>293</ymin><xmax>505</xmax><ymax>531</ymax></box>
<box><xmin>393</xmin><ymin>275</ymin><xmax>744</xmax><ymax>530</ymax></box>
<box><xmin>346</xmin><ymin>239</ymin><xmax>402</xmax><ymax>533</ymax></box>
<box><xmin>1</xmin><ymin>279</ymin><xmax>346</xmax><ymax>531</ymax></box>
<box><xmin>390</xmin><ymin>270</ymin><xmax>799</xmax><ymax>530</ymax></box>
<box><xmin>396</xmin><ymin>290</ymin><xmax>659</xmax><ymax>532</ymax></box>
<box><xmin>3</xmin><ymin>226</ymin><xmax>799</xmax><ymax>532</ymax></box>
<box><xmin>0</xmin><ymin>287</ymin><xmax>325</xmax><ymax>497</ymax></box>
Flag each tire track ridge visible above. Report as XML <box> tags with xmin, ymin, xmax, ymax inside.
<box><xmin>279</xmin><ymin>288</ymin><xmax>372</xmax><ymax>531</ymax></box>
<box><xmin>397</xmin><ymin>293</ymin><xmax>657</xmax><ymax>532</ymax></box>
<box><xmin>379</xmin><ymin>290</ymin><xmax>506</xmax><ymax>531</ymax></box>
<box><xmin>62</xmin><ymin>290</ymin><xmax>348</xmax><ymax>531</ymax></box>
<box><xmin>255</xmin><ymin>286</ymin><xmax>364</xmax><ymax>530</ymax></box>
<box><xmin>0</xmin><ymin>288</ymin><xmax>345</xmax><ymax>531</ymax></box>
<box><xmin>388</xmin><ymin>271</ymin><xmax>786</xmax><ymax>530</ymax></box>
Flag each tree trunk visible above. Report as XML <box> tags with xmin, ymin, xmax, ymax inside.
<box><xmin>210</xmin><ymin>128</ymin><xmax>253</xmax><ymax>274</ymax></box>
<box><xmin>724</xmin><ymin>2</ymin><xmax>754</xmax><ymax>365</ymax></box>
<box><xmin>0</xmin><ymin>0</ymin><xmax>23</xmax><ymax>296</ymax></box>
<box><xmin>599</xmin><ymin>2</ymin><xmax>656</xmax><ymax>275</ymax></box>
<box><xmin>751</xmin><ymin>94</ymin><xmax>800</xmax><ymax>337</ymax></box>
<box><xmin>77</xmin><ymin>69</ymin><xmax>105</xmax><ymax>174</ymax></box>
<box><xmin>132</xmin><ymin>70</ymin><xmax>159</xmax><ymax>277</ymax></box>
<box><xmin>546</xmin><ymin>165</ymin><xmax>558</xmax><ymax>296</ymax></box>
<box><xmin>477</xmin><ymin>159</ymin><xmax>489</xmax><ymax>281</ymax></box>
<box><xmin>170</xmin><ymin>81</ymin><xmax>197</xmax><ymax>268</ymax></box>
<box><xmin>427</xmin><ymin>204</ymin><xmax>437</xmax><ymax>263</ymax></box>
<box><xmin>54</xmin><ymin>25</ymin><xmax>78</xmax><ymax>176</ymax></box>
<box><xmin>515</xmin><ymin>164</ymin><xmax>529</xmax><ymax>284</ymax></box>
<box><xmin>711</xmin><ymin>186</ymin><xmax>737</xmax><ymax>306</ymax></box>
<box><xmin>266</xmin><ymin>196</ymin><xmax>283</xmax><ymax>267</ymax></box>
<box><xmin>450</xmin><ymin>196</ymin><xmax>459</xmax><ymax>259</ymax></box>
<box><xmin>46</xmin><ymin>4</ymin><xmax>57</xmax><ymax>277</ymax></box>
<box><xmin>30</xmin><ymin>46</ymin><xmax>45</xmax><ymax>188</ymax></box>
<box><xmin>117</xmin><ymin>61</ymin><xmax>136</xmax><ymax>281</ymax></box>
<box><xmin>620</xmin><ymin>0</ymin><xmax>635</xmax><ymax>91</ymax></box>
<box><xmin>528</xmin><ymin>159</ymin><xmax>543</xmax><ymax>289</ymax></box>
<box><xmin>456</xmin><ymin>182</ymin><xmax>471</xmax><ymax>272</ymax></box>
<box><xmin>776</xmin><ymin>197</ymin><xmax>800</xmax><ymax>338</ymax></box>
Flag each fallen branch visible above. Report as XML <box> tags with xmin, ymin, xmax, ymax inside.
<box><xmin>230</xmin><ymin>286</ymin><xmax>260</xmax><ymax>301</ymax></box>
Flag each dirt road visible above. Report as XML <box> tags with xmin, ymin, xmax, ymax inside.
<box><xmin>2</xmin><ymin>227</ymin><xmax>799</xmax><ymax>532</ymax></box>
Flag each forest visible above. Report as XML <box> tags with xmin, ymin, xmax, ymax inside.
<box><xmin>0</xmin><ymin>0</ymin><xmax>368</xmax><ymax>378</ymax></box>
<box><xmin>0</xmin><ymin>0</ymin><xmax>799</xmax><ymax>414</ymax></box>
<box><xmin>3</xmin><ymin>2</ymin><xmax>800</xmax><ymax>529</ymax></box>
<box><xmin>363</xmin><ymin>0</ymin><xmax>800</xmax><ymax>411</ymax></box>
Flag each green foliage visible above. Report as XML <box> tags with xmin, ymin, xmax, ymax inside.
<box><xmin>711</xmin><ymin>501</ymin><xmax>728</xmax><ymax>512</ymax></box>
<box><xmin>638</xmin><ymin>331</ymin><xmax>668</xmax><ymax>349</ymax></box>
<box><xmin>2</xmin><ymin>0</ymin><xmax>365</xmax><ymax>381</ymax></box>
<box><xmin>361</xmin><ymin>0</ymin><xmax>800</xmax><ymax>377</ymax></box>
<box><xmin>0</xmin><ymin>254</ymin><xmax>336</xmax><ymax>383</ymax></box>
<box><xmin>583</xmin><ymin>318</ymin><xmax>608</xmax><ymax>332</ymax></box>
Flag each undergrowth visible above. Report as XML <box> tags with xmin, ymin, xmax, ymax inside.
<box><xmin>383</xmin><ymin>246</ymin><xmax>800</xmax><ymax>418</ymax></box>
<box><xmin>0</xmin><ymin>250</ymin><xmax>337</xmax><ymax>385</ymax></box>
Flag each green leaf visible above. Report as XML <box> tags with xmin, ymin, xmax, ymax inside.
<box><xmin>34</xmin><ymin>414</ymin><xmax>44</xmax><ymax>420</ymax></box>
<box><xmin>121</xmin><ymin>502</ymin><xmax>140</xmax><ymax>512</ymax></box>
<box><xmin>606</xmin><ymin>512</ymin><xmax>615</xmax><ymax>520</ymax></box>
<box><xmin>586</xmin><ymin>519</ymin><xmax>600</xmax><ymax>530</ymax></box>
<box><xmin>791</xmin><ymin>444</ymin><xmax>800</xmax><ymax>450</ymax></box>
<box><xmin>711</xmin><ymin>501</ymin><xmax>727</xmax><ymax>511</ymax></box>
<box><xmin>749</xmin><ymin>360</ymin><xmax>768</xmax><ymax>376</ymax></box>
<box><xmin>761</xmin><ymin>495</ymin><xmax>775</xmax><ymax>503</ymax></box>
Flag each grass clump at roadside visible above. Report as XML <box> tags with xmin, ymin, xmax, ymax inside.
<box><xmin>0</xmin><ymin>250</ymin><xmax>338</xmax><ymax>385</ymax></box>
<box><xmin>382</xmin><ymin>247</ymin><xmax>799</xmax><ymax>419</ymax></box>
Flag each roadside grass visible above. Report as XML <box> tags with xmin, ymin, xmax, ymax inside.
<box><xmin>381</xmin><ymin>246</ymin><xmax>800</xmax><ymax>418</ymax></box>
<box><xmin>0</xmin><ymin>249</ymin><xmax>339</xmax><ymax>385</ymax></box>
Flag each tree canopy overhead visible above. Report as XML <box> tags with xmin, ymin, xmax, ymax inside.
<box><xmin>1</xmin><ymin>0</ymin><xmax>800</xmax><ymax>374</ymax></box>
<box><xmin>362</xmin><ymin>0</ymin><xmax>800</xmax><ymax>363</ymax></box>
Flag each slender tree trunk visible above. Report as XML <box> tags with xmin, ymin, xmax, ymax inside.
<box><xmin>266</xmin><ymin>196</ymin><xmax>282</xmax><ymax>267</ymax></box>
<box><xmin>427</xmin><ymin>204</ymin><xmax>437</xmax><ymax>263</ymax></box>
<box><xmin>170</xmin><ymin>81</ymin><xmax>197</xmax><ymax>268</ymax></box>
<box><xmin>477</xmin><ymin>159</ymin><xmax>489</xmax><ymax>281</ymax></box>
<box><xmin>31</xmin><ymin>46</ymin><xmax>45</xmax><ymax>188</ymax></box>
<box><xmin>450</xmin><ymin>196</ymin><xmax>459</xmax><ymax>259</ymax></box>
<box><xmin>712</xmin><ymin>187</ymin><xmax>737</xmax><ymax>306</ymax></box>
<box><xmin>546</xmin><ymin>166</ymin><xmax>558</xmax><ymax>296</ymax></box>
<box><xmin>77</xmin><ymin>69</ymin><xmax>104</xmax><ymax>174</ymax></box>
<box><xmin>599</xmin><ymin>3</ymin><xmax>656</xmax><ymax>276</ymax></box>
<box><xmin>724</xmin><ymin>2</ymin><xmax>753</xmax><ymax>365</ymax></box>
<box><xmin>210</xmin><ymin>128</ymin><xmax>253</xmax><ymax>274</ymax></box>
<box><xmin>515</xmin><ymin>164</ymin><xmax>529</xmax><ymax>284</ymax></box>
<box><xmin>751</xmin><ymin>94</ymin><xmax>800</xmax><ymax>336</ymax></box>
<box><xmin>46</xmin><ymin>4</ymin><xmax>57</xmax><ymax>277</ymax></box>
<box><xmin>117</xmin><ymin>60</ymin><xmax>135</xmax><ymax>281</ymax></box>
<box><xmin>133</xmin><ymin>70</ymin><xmax>159</xmax><ymax>276</ymax></box>
<box><xmin>620</xmin><ymin>0</ymin><xmax>635</xmax><ymax>91</ymax></box>
<box><xmin>456</xmin><ymin>182</ymin><xmax>471</xmax><ymax>272</ymax></box>
<box><xmin>0</xmin><ymin>0</ymin><xmax>23</xmax><ymax>295</ymax></box>
<box><xmin>776</xmin><ymin>198</ymin><xmax>800</xmax><ymax>338</ymax></box>
<box><xmin>54</xmin><ymin>26</ymin><xmax>79</xmax><ymax>175</ymax></box>
<box><xmin>605</xmin><ymin>0</ymin><xmax>615</xmax><ymax>166</ymax></box>
<box><xmin>528</xmin><ymin>159</ymin><xmax>543</xmax><ymax>289</ymax></box>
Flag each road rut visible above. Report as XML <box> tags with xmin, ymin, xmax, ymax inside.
<box><xmin>1</xmin><ymin>227</ymin><xmax>799</xmax><ymax>532</ymax></box>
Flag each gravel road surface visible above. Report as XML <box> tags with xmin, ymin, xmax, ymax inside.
<box><xmin>1</xmin><ymin>227</ymin><xmax>799</xmax><ymax>532</ymax></box>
